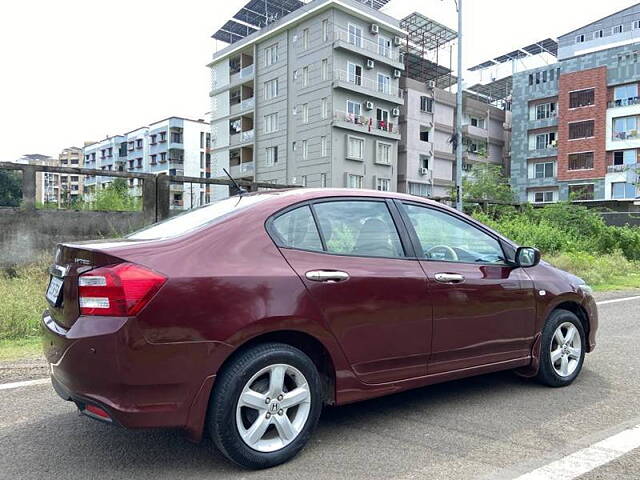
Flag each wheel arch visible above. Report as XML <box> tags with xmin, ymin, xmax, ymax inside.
<box><xmin>552</xmin><ymin>301</ymin><xmax>591</xmax><ymax>352</ymax></box>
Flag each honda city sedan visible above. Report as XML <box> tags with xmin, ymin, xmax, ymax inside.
<box><xmin>42</xmin><ymin>188</ymin><xmax>598</xmax><ymax>469</ymax></box>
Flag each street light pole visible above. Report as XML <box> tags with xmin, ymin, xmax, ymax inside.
<box><xmin>454</xmin><ymin>0</ymin><xmax>464</xmax><ymax>211</ymax></box>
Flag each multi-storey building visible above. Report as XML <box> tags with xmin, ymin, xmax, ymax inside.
<box><xmin>57</xmin><ymin>147</ymin><xmax>83</xmax><ymax>205</ymax></box>
<box><xmin>399</xmin><ymin>77</ymin><xmax>510</xmax><ymax>198</ymax></box>
<box><xmin>208</xmin><ymin>0</ymin><xmax>405</xmax><ymax>197</ymax></box>
<box><xmin>511</xmin><ymin>4</ymin><xmax>640</xmax><ymax>204</ymax></box>
<box><xmin>83</xmin><ymin>117</ymin><xmax>211</xmax><ymax>209</ymax></box>
<box><xmin>14</xmin><ymin>154</ymin><xmax>58</xmax><ymax>205</ymax></box>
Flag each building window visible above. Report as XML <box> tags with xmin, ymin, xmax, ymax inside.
<box><xmin>160</xmin><ymin>152</ymin><xmax>167</xmax><ymax>162</ymax></box>
<box><xmin>159</xmin><ymin>131</ymin><xmax>166</xmax><ymax>142</ymax></box>
<box><xmin>300</xmin><ymin>175</ymin><xmax>307</xmax><ymax>187</ymax></box>
<box><xmin>264</xmin><ymin>78</ymin><xmax>278</xmax><ymax>99</ymax></box>
<box><xmin>613</xmin><ymin>24</ymin><xmax>624</xmax><ymax>34</ymax></box>
<box><xmin>347</xmin><ymin>174</ymin><xmax>363</xmax><ymax>188</ymax></box>
<box><xmin>612</xmin><ymin>182</ymin><xmax>637</xmax><ymax>199</ymax></box>
<box><xmin>320</xmin><ymin>173</ymin><xmax>327</xmax><ymax>187</ymax></box>
<box><xmin>348</xmin><ymin>23</ymin><xmax>363</xmax><ymax>47</ymax></box>
<box><xmin>302</xmin><ymin>28</ymin><xmax>309</xmax><ymax>50</ymax></box>
<box><xmin>321</xmin><ymin>136</ymin><xmax>327</xmax><ymax>157</ymax></box>
<box><xmin>613</xmin><ymin>83</ymin><xmax>639</xmax><ymax>105</ymax></box>
<box><xmin>321</xmin><ymin>97</ymin><xmax>328</xmax><ymax>119</ymax></box>
<box><xmin>568</xmin><ymin>184</ymin><xmax>595</xmax><ymax>200</ymax></box>
<box><xmin>265</xmin><ymin>113</ymin><xmax>279</xmax><ymax>133</ymax></box>
<box><xmin>568</xmin><ymin>152</ymin><xmax>594</xmax><ymax>170</ymax></box>
<box><xmin>533</xmin><ymin>191</ymin><xmax>555</xmax><ymax>203</ymax></box>
<box><xmin>171</xmin><ymin>132</ymin><xmax>182</xmax><ymax>143</ymax></box>
<box><xmin>378</xmin><ymin>36</ymin><xmax>391</xmax><ymax>57</ymax></box>
<box><xmin>419</xmin><ymin>154</ymin><xmax>429</xmax><ymax>169</ymax></box>
<box><xmin>302</xmin><ymin>66</ymin><xmax>309</xmax><ymax>87</ymax></box>
<box><xmin>321</xmin><ymin>58</ymin><xmax>328</xmax><ymax>81</ymax></box>
<box><xmin>470</xmin><ymin>116</ymin><xmax>485</xmax><ymax>128</ymax></box>
<box><xmin>408</xmin><ymin>182</ymin><xmax>431</xmax><ymax>197</ymax></box>
<box><xmin>594</xmin><ymin>29</ymin><xmax>604</xmax><ymax>39</ymax></box>
<box><xmin>376</xmin><ymin>142</ymin><xmax>392</xmax><ymax>164</ymax></box>
<box><xmin>347</xmin><ymin>62</ymin><xmax>362</xmax><ymax>85</ymax></box>
<box><xmin>347</xmin><ymin>136</ymin><xmax>364</xmax><ymax>160</ymax></box>
<box><xmin>535</xmin><ymin>102</ymin><xmax>556</xmax><ymax>120</ymax></box>
<box><xmin>265</xmin><ymin>44</ymin><xmax>278</xmax><ymax>66</ymax></box>
<box><xmin>322</xmin><ymin>19</ymin><xmax>329</xmax><ymax>42</ymax></box>
<box><xmin>200</xmin><ymin>152</ymin><xmax>205</xmax><ymax>168</ymax></box>
<box><xmin>151</xmin><ymin>154</ymin><xmax>157</xmax><ymax>164</ymax></box>
<box><xmin>420</xmin><ymin>96</ymin><xmax>433</xmax><ymax>112</ymax></box>
<box><xmin>264</xmin><ymin>147</ymin><xmax>278</xmax><ymax>167</ymax></box>
<box><xmin>575</xmin><ymin>34</ymin><xmax>585</xmax><ymax>43</ymax></box>
<box><xmin>613</xmin><ymin>149</ymin><xmax>636</xmax><ymax>166</ymax></box>
<box><xmin>302</xmin><ymin>103</ymin><xmax>309</xmax><ymax>124</ymax></box>
<box><xmin>376</xmin><ymin>177</ymin><xmax>391</xmax><ymax>191</ymax></box>
<box><xmin>377</xmin><ymin>73</ymin><xmax>391</xmax><ymax>94</ymax></box>
<box><xmin>569</xmin><ymin>88</ymin><xmax>595</xmax><ymax>108</ymax></box>
<box><xmin>302</xmin><ymin>140</ymin><xmax>308</xmax><ymax>159</ymax></box>
<box><xmin>534</xmin><ymin>132</ymin><xmax>556</xmax><ymax>150</ymax></box>
<box><xmin>534</xmin><ymin>161</ymin><xmax>554</xmax><ymax>178</ymax></box>
<box><xmin>613</xmin><ymin>116</ymin><xmax>638</xmax><ymax>140</ymax></box>
<box><xmin>419</xmin><ymin>125</ymin><xmax>429</xmax><ymax>142</ymax></box>
<box><xmin>347</xmin><ymin>100</ymin><xmax>361</xmax><ymax>117</ymax></box>
<box><xmin>136</xmin><ymin>158</ymin><xmax>143</xmax><ymax>168</ymax></box>
<box><xmin>568</xmin><ymin>120</ymin><xmax>594</xmax><ymax>139</ymax></box>
<box><xmin>634</xmin><ymin>20</ymin><xmax>640</xmax><ymax>30</ymax></box>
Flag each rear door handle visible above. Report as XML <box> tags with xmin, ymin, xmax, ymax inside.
<box><xmin>305</xmin><ymin>270</ymin><xmax>350</xmax><ymax>283</ymax></box>
<box><xmin>434</xmin><ymin>272</ymin><xmax>465</xmax><ymax>284</ymax></box>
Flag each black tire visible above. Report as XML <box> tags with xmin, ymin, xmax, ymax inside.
<box><xmin>536</xmin><ymin>309</ymin><xmax>586</xmax><ymax>387</ymax></box>
<box><xmin>208</xmin><ymin>342</ymin><xmax>323</xmax><ymax>469</ymax></box>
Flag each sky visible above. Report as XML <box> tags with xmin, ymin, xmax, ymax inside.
<box><xmin>1</xmin><ymin>0</ymin><xmax>638</xmax><ymax>160</ymax></box>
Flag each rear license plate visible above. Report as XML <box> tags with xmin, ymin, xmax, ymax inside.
<box><xmin>46</xmin><ymin>276</ymin><xmax>64</xmax><ymax>305</ymax></box>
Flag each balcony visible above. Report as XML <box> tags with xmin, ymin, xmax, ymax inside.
<box><xmin>230</xmin><ymin>129</ymin><xmax>254</xmax><ymax>146</ymax></box>
<box><xmin>230</xmin><ymin>161</ymin><xmax>255</xmax><ymax>178</ymax></box>
<box><xmin>608</xmin><ymin>97</ymin><xmax>640</xmax><ymax>108</ymax></box>
<box><xmin>607</xmin><ymin>162</ymin><xmax>640</xmax><ymax>173</ymax></box>
<box><xmin>230</xmin><ymin>64</ymin><xmax>254</xmax><ymax>85</ymax></box>
<box><xmin>333</xmin><ymin>70</ymin><xmax>403</xmax><ymax>105</ymax></box>
<box><xmin>333</xmin><ymin>27</ymin><xmax>403</xmax><ymax>68</ymax></box>
<box><xmin>462</xmin><ymin>124</ymin><xmax>488</xmax><ymax>139</ymax></box>
<box><xmin>230</xmin><ymin>97</ymin><xmax>255</xmax><ymax>116</ymax></box>
<box><xmin>332</xmin><ymin>110</ymin><xmax>400</xmax><ymax>139</ymax></box>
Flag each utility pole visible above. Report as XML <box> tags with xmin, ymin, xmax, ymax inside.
<box><xmin>454</xmin><ymin>0</ymin><xmax>464</xmax><ymax>211</ymax></box>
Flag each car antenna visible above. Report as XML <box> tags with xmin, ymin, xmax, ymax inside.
<box><xmin>222</xmin><ymin>168</ymin><xmax>248</xmax><ymax>196</ymax></box>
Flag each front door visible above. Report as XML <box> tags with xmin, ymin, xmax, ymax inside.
<box><xmin>268</xmin><ymin>198</ymin><xmax>432</xmax><ymax>384</ymax></box>
<box><xmin>398</xmin><ymin>202</ymin><xmax>537</xmax><ymax>374</ymax></box>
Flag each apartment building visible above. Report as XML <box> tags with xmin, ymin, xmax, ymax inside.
<box><xmin>399</xmin><ymin>77</ymin><xmax>510</xmax><ymax>198</ymax></box>
<box><xmin>511</xmin><ymin>4</ymin><xmax>640</xmax><ymax>204</ymax></box>
<box><xmin>208</xmin><ymin>0</ymin><xmax>405</xmax><ymax>197</ymax></box>
<box><xmin>83</xmin><ymin>117</ymin><xmax>211</xmax><ymax>209</ymax></box>
<box><xmin>56</xmin><ymin>147</ymin><xmax>83</xmax><ymax>205</ymax></box>
<box><xmin>14</xmin><ymin>154</ymin><xmax>58</xmax><ymax>205</ymax></box>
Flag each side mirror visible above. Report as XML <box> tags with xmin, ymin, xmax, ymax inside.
<box><xmin>516</xmin><ymin>247</ymin><xmax>540</xmax><ymax>268</ymax></box>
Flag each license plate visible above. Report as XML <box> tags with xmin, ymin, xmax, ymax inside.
<box><xmin>46</xmin><ymin>276</ymin><xmax>64</xmax><ymax>305</ymax></box>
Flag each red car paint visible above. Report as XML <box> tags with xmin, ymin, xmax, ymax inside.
<box><xmin>41</xmin><ymin>188</ymin><xmax>598</xmax><ymax>442</ymax></box>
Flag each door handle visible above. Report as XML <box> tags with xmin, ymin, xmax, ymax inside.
<box><xmin>305</xmin><ymin>270</ymin><xmax>350</xmax><ymax>283</ymax></box>
<box><xmin>434</xmin><ymin>272</ymin><xmax>465</xmax><ymax>284</ymax></box>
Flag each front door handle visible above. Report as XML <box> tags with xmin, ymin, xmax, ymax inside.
<box><xmin>305</xmin><ymin>270</ymin><xmax>350</xmax><ymax>283</ymax></box>
<box><xmin>434</xmin><ymin>272</ymin><xmax>465</xmax><ymax>284</ymax></box>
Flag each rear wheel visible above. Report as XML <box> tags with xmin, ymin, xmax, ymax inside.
<box><xmin>208</xmin><ymin>343</ymin><xmax>322</xmax><ymax>469</ymax></box>
<box><xmin>536</xmin><ymin>309</ymin><xmax>585</xmax><ymax>387</ymax></box>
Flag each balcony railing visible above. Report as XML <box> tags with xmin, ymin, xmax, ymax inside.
<box><xmin>607</xmin><ymin>163</ymin><xmax>640</xmax><ymax>173</ymax></box>
<box><xmin>333</xmin><ymin>70</ymin><xmax>403</xmax><ymax>99</ymax></box>
<box><xmin>608</xmin><ymin>97</ymin><xmax>640</xmax><ymax>108</ymax></box>
<box><xmin>613</xmin><ymin>130</ymin><xmax>640</xmax><ymax>141</ymax></box>
<box><xmin>333</xmin><ymin>111</ymin><xmax>399</xmax><ymax>135</ymax></box>
<box><xmin>230</xmin><ymin>161</ymin><xmax>255</xmax><ymax>177</ymax></box>
<box><xmin>333</xmin><ymin>27</ymin><xmax>402</xmax><ymax>62</ymax></box>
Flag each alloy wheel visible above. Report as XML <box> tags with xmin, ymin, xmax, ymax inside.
<box><xmin>550</xmin><ymin>321</ymin><xmax>582</xmax><ymax>377</ymax></box>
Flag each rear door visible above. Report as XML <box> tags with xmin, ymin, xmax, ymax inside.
<box><xmin>396</xmin><ymin>201</ymin><xmax>537</xmax><ymax>374</ymax></box>
<box><xmin>268</xmin><ymin>198</ymin><xmax>432</xmax><ymax>385</ymax></box>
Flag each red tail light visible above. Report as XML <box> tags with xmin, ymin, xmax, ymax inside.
<box><xmin>78</xmin><ymin>263</ymin><xmax>166</xmax><ymax>316</ymax></box>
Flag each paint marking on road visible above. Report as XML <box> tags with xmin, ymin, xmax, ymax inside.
<box><xmin>513</xmin><ymin>424</ymin><xmax>640</xmax><ymax>480</ymax></box>
<box><xmin>0</xmin><ymin>378</ymin><xmax>49</xmax><ymax>391</ymax></box>
<box><xmin>597</xmin><ymin>295</ymin><xmax>640</xmax><ymax>306</ymax></box>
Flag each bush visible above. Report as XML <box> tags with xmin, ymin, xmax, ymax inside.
<box><xmin>546</xmin><ymin>250</ymin><xmax>640</xmax><ymax>287</ymax></box>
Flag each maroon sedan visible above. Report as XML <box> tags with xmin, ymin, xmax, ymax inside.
<box><xmin>42</xmin><ymin>189</ymin><xmax>598</xmax><ymax>469</ymax></box>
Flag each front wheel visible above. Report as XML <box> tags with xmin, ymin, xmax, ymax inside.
<box><xmin>208</xmin><ymin>343</ymin><xmax>323</xmax><ymax>469</ymax></box>
<box><xmin>536</xmin><ymin>309</ymin><xmax>586</xmax><ymax>387</ymax></box>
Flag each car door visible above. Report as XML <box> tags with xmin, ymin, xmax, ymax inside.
<box><xmin>267</xmin><ymin>198</ymin><xmax>432</xmax><ymax>385</ymax></box>
<box><xmin>397</xmin><ymin>201</ymin><xmax>537</xmax><ymax>374</ymax></box>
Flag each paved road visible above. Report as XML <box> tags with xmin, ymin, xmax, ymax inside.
<box><xmin>1</xmin><ymin>294</ymin><xmax>639</xmax><ymax>480</ymax></box>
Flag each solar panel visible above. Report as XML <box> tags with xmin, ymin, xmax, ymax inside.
<box><xmin>212</xmin><ymin>20</ymin><xmax>259</xmax><ymax>44</ymax></box>
<box><xmin>468</xmin><ymin>38</ymin><xmax>558</xmax><ymax>72</ymax></box>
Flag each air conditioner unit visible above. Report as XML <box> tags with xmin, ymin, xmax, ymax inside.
<box><xmin>419</xmin><ymin>167</ymin><xmax>429</xmax><ymax>176</ymax></box>
<box><xmin>392</xmin><ymin>107</ymin><xmax>401</xmax><ymax>117</ymax></box>
<box><xmin>365</xmin><ymin>100</ymin><xmax>374</xmax><ymax>110</ymax></box>
<box><xmin>393</xmin><ymin>35</ymin><xmax>402</xmax><ymax>46</ymax></box>
<box><xmin>393</xmin><ymin>69</ymin><xmax>402</xmax><ymax>78</ymax></box>
<box><xmin>366</xmin><ymin>58</ymin><xmax>375</xmax><ymax>69</ymax></box>
<box><xmin>370</xmin><ymin>23</ymin><xmax>379</xmax><ymax>34</ymax></box>
<box><xmin>427</xmin><ymin>80</ymin><xmax>436</xmax><ymax>89</ymax></box>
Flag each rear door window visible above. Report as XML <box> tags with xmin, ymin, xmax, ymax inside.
<box><xmin>271</xmin><ymin>205</ymin><xmax>323</xmax><ymax>251</ymax></box>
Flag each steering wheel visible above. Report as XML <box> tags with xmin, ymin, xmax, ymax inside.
<box><xmin>426</xmin><ymin>245</ymin><xmax>459</xmax><ymax>261</ymax></box>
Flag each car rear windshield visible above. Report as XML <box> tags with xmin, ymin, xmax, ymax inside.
<box><xmin>127</xmin><ymin>194</ymin><xmax>272</xmax><ymax>240</ymax></box>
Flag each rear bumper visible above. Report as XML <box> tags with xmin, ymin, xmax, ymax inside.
<box><xmin>41</xmin><ymin>311</ymin><xmax>232</xmax><ymax>441</ymax></box>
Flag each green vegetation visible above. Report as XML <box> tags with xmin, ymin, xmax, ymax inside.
<box><xmin>0</xmin><ymin>337</ymin><xmax>42</xmax><ymax>361</ymax></box>
<box><xmin>90</xmin><ymin>178</ymin><xmax>141</xmax><ymax>211</ymax></box>
<box><xmin>0</xmin><ymin>170</ymin><xmax>22</xmax><ymax>207</ymax></box>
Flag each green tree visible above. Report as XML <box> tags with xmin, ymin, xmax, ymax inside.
<box><xmin>462</xmin><ymin>164</ymin><xmax>515</xmax><ymax>204</ymax></box>
<box><xmin>0</xmin><ymin>170</ymin><xmax>22</xmax><ymax>207</ymax></box>
<box><xmin>93</xmin><ymin>178</ymin><xmax>140</xmax><ymax>211</ymax></box>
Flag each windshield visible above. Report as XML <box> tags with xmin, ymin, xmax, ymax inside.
<box><xmin>127</xmin><ymin>194</ymin><xmax>273</xmax><ymax>240</ymax></box>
